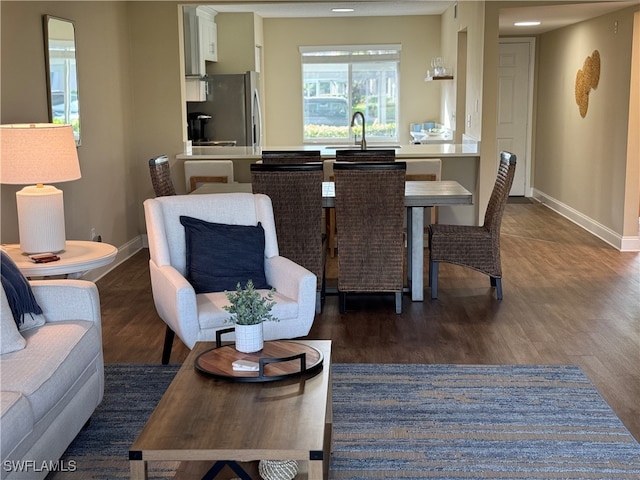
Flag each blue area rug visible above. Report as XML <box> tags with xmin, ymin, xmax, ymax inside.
<box><xmin>47</xmin><ymin>363</ymin><xmax>640</xmax><ymax>479</ymax></box>
<box><xmin>330</xmin><ymin>364</ymin><xmax>640</xmax><ymax>479</ymax></box>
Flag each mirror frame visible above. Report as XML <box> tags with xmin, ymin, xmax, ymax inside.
<box><xmin>43</xmin><ymin>15</ymin><xmax>81</xmax><ymax>146</ymax></box>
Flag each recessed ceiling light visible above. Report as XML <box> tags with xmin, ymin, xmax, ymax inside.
<box><xmin>514</xmin><ymin>21</ymin><xmax>541</xmax><ymax>27</ymax></box>
<box><xmin>332</xmin><ymin>8</ymin><xmax>355</xmax><ymax>13</ymax></box>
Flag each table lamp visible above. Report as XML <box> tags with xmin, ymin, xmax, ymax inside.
<box><xmin>0</xmin><ymin>123</ymin><xmax>81</xmax><ymax>254</ymax></box>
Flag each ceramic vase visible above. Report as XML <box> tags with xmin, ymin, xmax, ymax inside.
<box><xmin>235</xmin><ymin>323</ymin><xmax>264</xmax><ymax>353</ymax></box>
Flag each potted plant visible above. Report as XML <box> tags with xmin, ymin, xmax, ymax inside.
<box><xmin>224</xmin><ymin>280</ymin><xmax>277</xmax><ymax>353</ymax></box>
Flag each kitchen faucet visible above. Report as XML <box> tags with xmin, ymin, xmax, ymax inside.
<box><xmin>350</xmin><ymin>111</ymin><xmax>366</xmax><ymax>150</ymax></box>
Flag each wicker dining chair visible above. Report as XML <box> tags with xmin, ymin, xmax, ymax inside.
<box><xmin>261</xmin><ymin>150</ymin><xmax>322</xmax><ymax>164</ymax></box>
<box><xmin>327</xmin><ymin>149</ymin><xmax>396</xmax><ymax>258</ymax></box>
<box><xmin>333</xmin><ymin>161</ymin><xmax>406</xmax><ymax>314</ymax></box>
<box><xmin>334</xmin><ymin>149</ymin><xmax>396</xmax><ymax>162</ymax></box>
<box><xmin>250</xmin><ymin>162</ymin><xmax>326</xmax><ymax>313</ymax></box>
<box><xmin>148</xmin><ymin>155</ymin><xmax>176</xmax><ymax>197</ymax></box>
<box><xmin>428</xmin><ymin>151</ymin><xmax>517</xmax><ymax>300</ymax></box>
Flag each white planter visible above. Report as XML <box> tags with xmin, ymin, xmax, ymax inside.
<box><xmin>235</xmin><ymin>323</ymin><xmax>264</xmax><ymax>353</ymax></box>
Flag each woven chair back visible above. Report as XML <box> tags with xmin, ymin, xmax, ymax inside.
<box><xmin>261</xmin><ymin>150</ymin><xmax>322</xmax><ymax>164</ymax></box>
<box><xmin>148</xmin><ymin>155</ymin><xmax>176</xmax><ymax>197</ymax></box>
<box><xmin>250</xmin><ymin>163</ymin><xmax>324</xmax><ymax>289</ymax></box>
<box><xmin>483</xmin><ymin>152</ymin><xmax>517</xmax><ymax>234</ymax></box>
<box><xmin>333</xmin><ymin>162</ymin><xmax>406</xmax><ymax>292</ymax></box>
<box><xmin>335</xmin><ymin>149</ymin><xmax>396</xmax><ymax>163</ymax></box>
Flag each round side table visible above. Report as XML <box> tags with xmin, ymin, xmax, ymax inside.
<box><xmin>2</xmin><ymin>240</ymin><xmax>117</xmax><ymax>278</ymax></box>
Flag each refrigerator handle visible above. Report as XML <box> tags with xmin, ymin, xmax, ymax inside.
<box><xmin>253</xmin><ymin>88</ymin><xmax>263</xmax><ymax>147</ymax></box>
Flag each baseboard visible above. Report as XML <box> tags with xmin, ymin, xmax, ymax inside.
<box><xmin>82</xmin><ymin>236</ymin><xmax>145</xmax><ymax>282</ymax></box>
<box><xmin>531</xmin><ymin>189</ymin><xmax>640</xmax><ymax>252</ymax></box>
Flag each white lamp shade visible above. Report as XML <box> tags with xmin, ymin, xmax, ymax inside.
<box><xmin>1</xmin><ymin>123</ymin><xmax>81</xmax><ymax>254</ymax></box>
<box><xmin>0</xmin><ymin>123</ymin><xmax>81</xmax><ymax>184</ymax></box>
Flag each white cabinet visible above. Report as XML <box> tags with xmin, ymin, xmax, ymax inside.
<box><xmin>185</xmin><ymin>77</ymin><xmax>206</xmax><ymax>102</ymax></box>
<box><xmin>198</xmin><ymin>10</ymin><xmax>217</xmax><ymax>62</ymax></box>
<box><xmin>183</xmin><ymin>6</ymin><xmax>217</xmax><ymax>77</ymax></box>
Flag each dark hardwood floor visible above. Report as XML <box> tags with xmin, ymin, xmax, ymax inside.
<box><xmin>97</xmin><ymin>203</ymin><xmax>640</xmax><ymax>441</ymax></box>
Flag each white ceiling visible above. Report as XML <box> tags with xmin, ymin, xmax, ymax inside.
<box><xmin>208</xmin><ymin>1</ymin><xmax>453</xmax><ymax>18</ymax></box>
<box><xmin>498</xmin><ymin>1</ymin><xmax>637</xmax><ymax>35</ymax></box>
<box><xmin>204</xmin><ymin>1</ymin><xmax>637</xmax><ymax>35</ymax></box>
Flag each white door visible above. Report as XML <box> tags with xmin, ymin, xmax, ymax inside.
<box><xmin>497</xmin><ymin>40</ymin><xmax>534</xmax><ymax>196</ymax></box>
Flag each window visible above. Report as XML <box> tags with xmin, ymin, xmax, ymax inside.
<box><xmin>301</xmin><ymin>45</ymin><xmax>400</xmax><ymax>143</ymax></box>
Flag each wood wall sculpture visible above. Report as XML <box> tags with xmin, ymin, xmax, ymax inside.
<box><xmin>575</xmin><ymin>50</ymin><xmax>601</xmax><ymax>118</ymax></box>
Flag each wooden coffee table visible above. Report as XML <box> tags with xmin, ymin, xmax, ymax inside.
<box><xmin>129</xmin><ymin>340</ymin><xmax>332</xmax><ymax>480</ymax></box>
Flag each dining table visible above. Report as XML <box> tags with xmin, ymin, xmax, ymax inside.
<box><xmin>192</xmin><ymin>180</ymin><xmax>473</xmax><ymax>301</ymax></box>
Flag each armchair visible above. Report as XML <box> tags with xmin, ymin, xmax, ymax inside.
<box><xmin>143</xmin><ymin>193</ymin><xmax>317</xmax><ymax>364</ymax></box>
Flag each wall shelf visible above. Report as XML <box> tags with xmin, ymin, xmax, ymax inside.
<box><xmin>425</xmin><ymin>75</ymin><xmax>454</xmax><ymax>81</ymax></box>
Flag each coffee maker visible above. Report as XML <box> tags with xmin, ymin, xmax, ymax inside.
<box><xmin>187</xmin><ymin>112</ymin><xmax>212</xmax><ymax>142</ymax></box>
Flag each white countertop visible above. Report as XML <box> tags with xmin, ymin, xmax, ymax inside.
<box><xmin>177</xmin><ymin>142</ymin><xmax>479</xmax><ymax>160</ymax></box>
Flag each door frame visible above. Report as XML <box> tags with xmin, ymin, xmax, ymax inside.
<box><xmin>498</xmin><ymin>37</ymin><xmax>536</xmax><ymax>197</ymax></box>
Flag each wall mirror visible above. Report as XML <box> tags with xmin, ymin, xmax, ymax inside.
<box><xmin>44</xmin><ymin>15</ymin><xmax>81</xmax><ymax>145</ymax></box>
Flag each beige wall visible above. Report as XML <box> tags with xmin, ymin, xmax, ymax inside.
<box><xmin>1</xmin><ymin>1</ymin><xmax>185</xmax><ymax>250</ymax></box>
<box><xmin>1</xmin><ymin>1</ymin><xmax>138</xmax><ymax>248</ymax></box>
<box><xmin>262</xmin><ymin>15</ymin><xmax>443</xmax><ymax>146</ymax></box>
<box><xmin>2</xmin><ymin>1</ymin><xmax>637</xmax><ymax>254</ymax></box>
<box><xmin>441</xmin><ymin>0</ymin><xmax>495</xmax><ymax>219</ymax></box>
<box><xmin>534</xmin><ymin>6</ymin><xmax>637</xmax><ymax>236</ymax></box>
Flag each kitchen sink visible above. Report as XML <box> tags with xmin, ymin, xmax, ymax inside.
<box><xmin>325</xmin><ymin>145</ymin><xmax>402</xmax><ymax>150</ymax></box>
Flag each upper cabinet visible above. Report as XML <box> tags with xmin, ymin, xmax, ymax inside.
<box><xmin>198</xmin><ymin>9</ymin><xmax>218</xmax><ymax>63</ymax></box>
<box><xmin>183</xmin><ymin>6</ymin><xmax>218</xmax><ymax>77</ymax></box>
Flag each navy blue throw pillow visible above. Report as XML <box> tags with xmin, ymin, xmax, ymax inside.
<box><xmin>179</xmin><ymin>216</ymin><xmax>270</xmax><ymax>293</ymax></box>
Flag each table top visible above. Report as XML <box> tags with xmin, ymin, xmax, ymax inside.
<box><xmin>2</xmin><ymin>240</ymin><xmax>118</xmax><ymax>277</ymax></box>
<box><xmin>130</xmin><ymin>340</ymin><xmax>332</xmax><ymax>461</ymax></box>
<box><xmin>193</xmin><ymin>180</ymin><xmax>473</xmax><ymax>207</ymax></box>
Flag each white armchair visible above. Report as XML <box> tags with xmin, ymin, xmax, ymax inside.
<box><xmin>143</xmin><ymin>192</ymin><xmax>317</xmax><ymax>364</ymax></box>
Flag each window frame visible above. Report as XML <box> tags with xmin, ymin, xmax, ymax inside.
<box><xmin>300</xmin><ymin>44</ymin><xmax>401</xmax><ymax>145</ymax></box>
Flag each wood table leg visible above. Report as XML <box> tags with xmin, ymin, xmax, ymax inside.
<box><xmin>407</xmin><ymin>207</ymin><xmax>413</xmax><ymax>283</ymax></box>
<box><xmin>130</xmin><ymin>460</ymin><xmax>147</xmax><ymax>480</ymax></box>
<box><xmin>308</xmin><ymin>459</ymin><xmax>324</xmax><ymax>480</ymax></box>
<box><xmin>410</xmin><ymin>206</ymin><xmax>425</xmax><ymax>301</ymax></box>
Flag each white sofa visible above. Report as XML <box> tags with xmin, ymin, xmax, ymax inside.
<box><xmin>0</xmin><ymin>279</ymin><xmax>104</xmax><ymax>480</ymax></box>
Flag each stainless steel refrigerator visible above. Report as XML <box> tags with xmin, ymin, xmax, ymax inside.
<box><xmin>187</xmin><ymin>71</ymin><xmax>262</xmax><ymax>147</ymax></box>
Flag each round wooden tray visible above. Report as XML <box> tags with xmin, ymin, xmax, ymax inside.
<box><xmin>195</xmin><ymin>340</ymin><xmax>324</xmax><ymax>382</ymax></box>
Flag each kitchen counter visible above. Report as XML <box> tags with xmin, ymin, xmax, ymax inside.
<box><xmin>175</xmin><ymin>141</ymin><xmax>480</xmax><ymax>225</ymax></box>
<box><xmin>177</xmin><ymin>142</ymin><xmax>479</xmax><ymax>160</ymax></box>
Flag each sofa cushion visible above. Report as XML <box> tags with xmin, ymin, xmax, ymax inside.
<box><xmin>0</xmin><ymin>391</ymin><xmax>33</xmax><ymax>459</ymax></box>
<box><xmin>1</xmin><ymin>288</ymin><xmax>26</xmax><ymax>354</ymax></box>
<box><xmin>0</xmin><ymin>321</ymin><xmax>100</xmax><ymax>423</ymax></box>
<box><xmin>197</xmin><ymin>289</ymin><xmax>299</xmax><ymax>330</ymax></box>
<box><xmin>180</xmin><ymin>215</ymin><xmax>270</xmax><ymax>293</ymax></box>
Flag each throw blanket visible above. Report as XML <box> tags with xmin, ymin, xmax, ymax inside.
<box><xmin>1</xmin><ymin>250</ymin><xmax>43</xmax><ymax>327</ymax></box>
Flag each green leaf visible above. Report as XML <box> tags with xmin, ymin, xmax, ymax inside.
<box><xmin>223</xmin><ymin>279</ymin><xmax>277</xmax><ymax>325</ymax></box>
